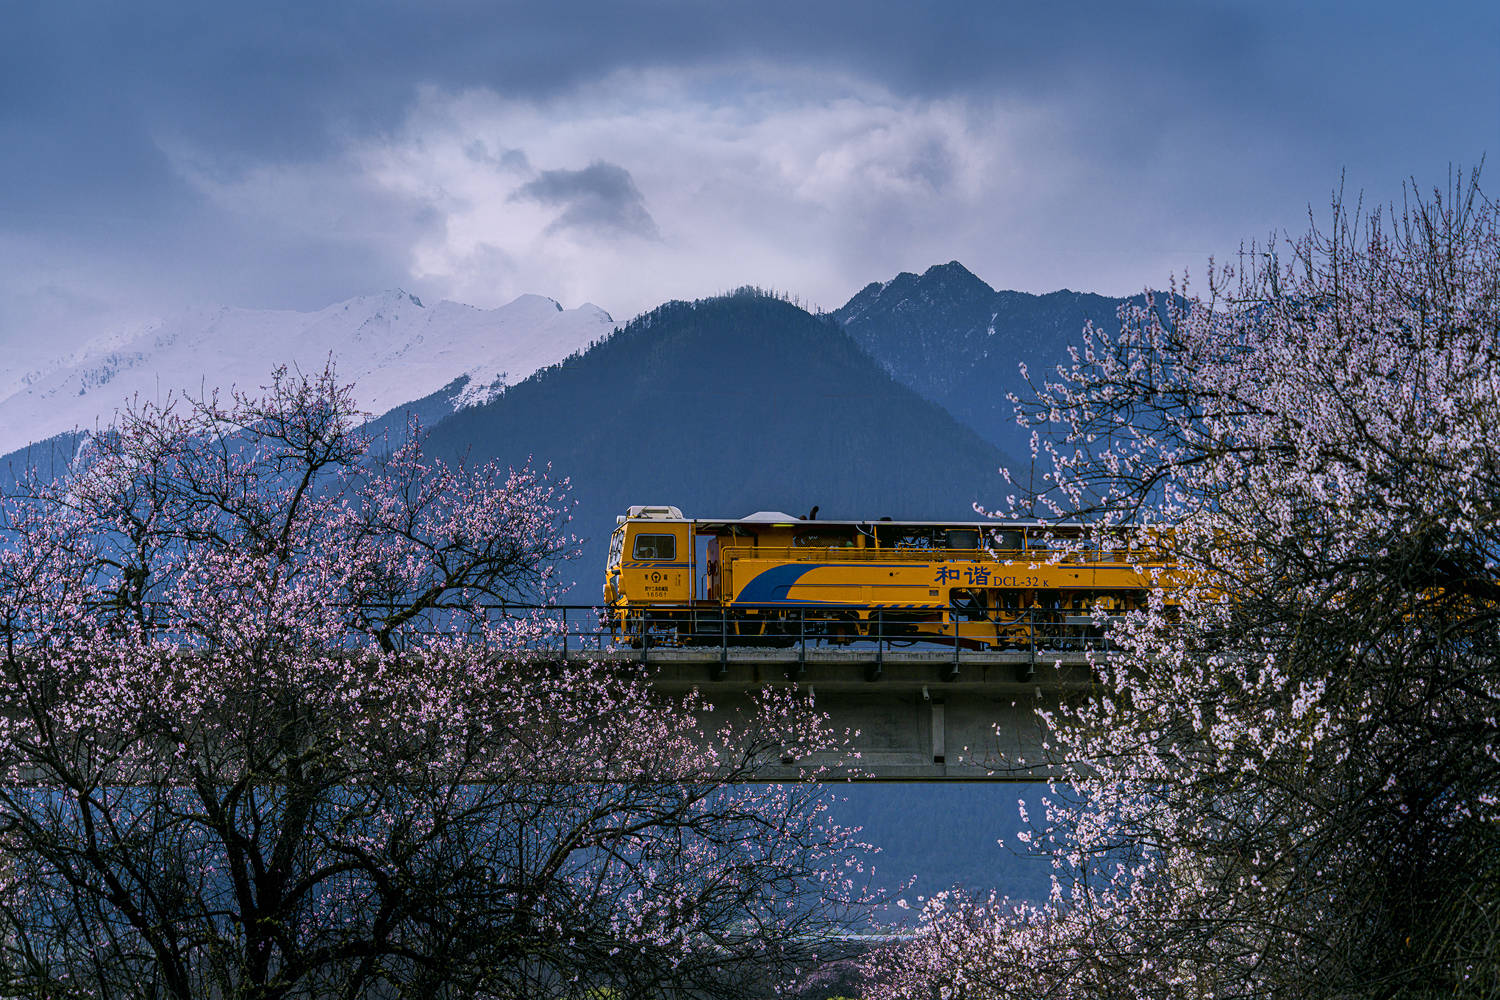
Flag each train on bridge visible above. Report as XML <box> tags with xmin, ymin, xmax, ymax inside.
<box><xmin>602</xmin><ymin>505</ymin><xmax>1173</xmax><ymax>649</ymax></box>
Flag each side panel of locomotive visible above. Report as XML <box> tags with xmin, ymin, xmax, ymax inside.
<box><xmin>604</xmin><ymin>507</ymin><xmax>1168</xmax><ymax>648</ymax></box>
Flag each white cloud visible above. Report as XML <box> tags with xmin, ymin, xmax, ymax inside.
<box><xmin>132</xmin><ymin>65</ymin><xmax>1321</xmax><ymax>327</ymax></box>
<box><xmin>324</xmin><ymin>69</ymin><xmax>1076</xmax><ymax>317</ymax></box>
<box><xmin>332</xmin><ymin>67</ymin><xmax>1305</xmax><ymax>319</ymax></box>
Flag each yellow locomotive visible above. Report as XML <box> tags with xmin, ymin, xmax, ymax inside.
<box><xmin>603</xmin><ymin>505</ymin><xmax>1172</xmax><ymax>649</ymax></box>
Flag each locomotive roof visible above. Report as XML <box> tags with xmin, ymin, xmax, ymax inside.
<box><xmin>622</xmin><ymin>512</ymin><xmax>1097</xmax><ymax>531</ymax></box>
<box><xmin>701</xmin><ymin>518</ymin><xmax>1091</xmax><ymax>529</ymax></box>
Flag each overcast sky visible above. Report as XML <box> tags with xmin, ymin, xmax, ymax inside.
<box><xmin>2</xmin><ymin>0</ymin><xmax>1496</xmax><ymax>367</ymax></box>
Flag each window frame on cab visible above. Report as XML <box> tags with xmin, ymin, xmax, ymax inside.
<box><xmin>632</xmin><ymin>533</ymin><xmax>678</xmax><ymax>561</ymax></box>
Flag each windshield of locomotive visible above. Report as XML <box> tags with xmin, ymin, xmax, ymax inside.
<box><xmin>607</xmin><ymin>527</ymin><xmax>624</xmax><ymax>570</ymax></box>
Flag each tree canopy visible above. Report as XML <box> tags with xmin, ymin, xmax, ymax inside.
<box><xmin>866</xmin><ymin>172</ymin><xmax>1500</xmax><ymax>998</ymax></box>
<box><xmin>0</xmin><ymin>368</ymin><xmax>866</xmax><ymax>1000</ymax></box>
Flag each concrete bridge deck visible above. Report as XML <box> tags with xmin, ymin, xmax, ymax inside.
<box><xmin>570</xmin><ymin>646</ymin><xmax>1099</xmax><ymax>780</ymax></box>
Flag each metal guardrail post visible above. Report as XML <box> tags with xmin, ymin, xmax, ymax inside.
<box><xmin>948</xmin><ymin>612</ymin><xmax>960</xmax><ymax>681</ymax></box>
<box><xmin>1020</xmin><ymin>607</ymin><xmax>1037</xmax><ymax>681</ymax></box>
<box><xmin>868</xmin><ymin>609</ymin><xmax>884</xmax><ymax>681</ymax></box>
<box><xmin>719</xmin><ymin>612</ymin><xmax>729</xmax><ymax>678</ymax></box>
<box><xmin>795</xmin><ymin>609</ymin><xmax>806</xmax><ymax>677</ymax></box>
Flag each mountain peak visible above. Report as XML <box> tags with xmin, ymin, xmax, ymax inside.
<box><xmin>503</xmin><ymin>293</ymin><xmax>567</xmax><ymax>314</ymax></box>
<box><xmin>835</xmin><ymin>262</ymin><xmax>997</xmax><ymax>327</ymax></box>
<box><xmin>418</xmin><ymin>285</ymin><xmax>1012</xmax><ymax>562</ymax></box>
<box><xmin>366</xmin><ymin>288</ymin><xmax>424</xmax><ymax>308</ymax></box>
<box><xmin>919</xmin><ymin>260</ymin><xmax>994</xmax><ymax>297</ymax></box>
<box><xmin>830</xmin><ymin>267</ymin><xmax>1138</xmax><ymax>460</ymax></box>
<box><xmin>576</xmin><ymin>302</ymin><xmax>614</xmax><ymax>323</ymax></box>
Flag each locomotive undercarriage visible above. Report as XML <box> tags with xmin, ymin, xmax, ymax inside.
<box><xmin>616</xmin><ymin>596</ymin><xmax>1119</xmax><ymax>652</ymax></box>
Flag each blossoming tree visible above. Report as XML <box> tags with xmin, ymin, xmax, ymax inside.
<box><xmin>866</xmin><ymin>173</ymin><xmax>1500</xmax><ymax>998</ymax></box>
<box><xmin>0</xmin><ymin>368</ymin><xmax>865</xmax><ymax>1000</ymax></box>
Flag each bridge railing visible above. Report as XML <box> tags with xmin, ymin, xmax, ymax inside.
<box><xmin>455</xmin><ymin>603</ymin><xmax>1126</xmax><ymax>665</ymax></box>
<box><xmin>64</xmin><ymin>602</ymin><xmax>1124</xmax><ymax>665</ymax></box>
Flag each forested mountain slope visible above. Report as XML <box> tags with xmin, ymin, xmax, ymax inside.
<box><xmin>832</xmin><ymin>261</ymin><xmax>1138</xmax><ymax>462</ymax></box>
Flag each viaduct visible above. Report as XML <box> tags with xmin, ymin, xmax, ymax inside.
<box><xmin>574</xmin><ymin>642</ymin><xmax>1096</xmax><ymax>781</ymax></box>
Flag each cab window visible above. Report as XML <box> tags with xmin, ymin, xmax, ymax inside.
<box><xmin>633</xmin><ymin>533</ymin><xmax>677</xmax><ymax>560</ymax></box>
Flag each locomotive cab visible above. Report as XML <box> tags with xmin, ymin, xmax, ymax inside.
<box><xmin>610</xmin><ymin>506</ymin><xmax>692</xmax><ymax>606</ymax></box>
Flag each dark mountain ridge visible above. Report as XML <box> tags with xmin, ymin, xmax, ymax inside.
<box><xmin>832</xmin><ymin>261</ymin><xmax>1152</xmax><ymax>462</ymax></box>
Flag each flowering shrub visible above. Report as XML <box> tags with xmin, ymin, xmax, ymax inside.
<box><xmin>866</xmin><ymin>174</ymin><xmax>1500</xmax><ymax>998</ymax></box>
<box><xmin>0</xmin><ymin>367</ymin><xmax>866</xmax><ymax>1000</ymax></box>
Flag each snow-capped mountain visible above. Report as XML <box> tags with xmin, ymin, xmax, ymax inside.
<box><xmin>0</xmin><ymin>290</ymin><xmax>615</xmax><ymax>456</ymax></box>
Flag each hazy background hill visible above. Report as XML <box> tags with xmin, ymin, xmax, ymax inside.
<box><xmin>409</xmin><ymin>289</ymin><xmax>1020</xmax><ymax>584</ymax></box>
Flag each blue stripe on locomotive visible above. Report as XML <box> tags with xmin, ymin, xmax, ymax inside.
<box><xmin>732</xmin><ymin>564</ymin><xmax>838</xmax><ymax>605</ymax></box>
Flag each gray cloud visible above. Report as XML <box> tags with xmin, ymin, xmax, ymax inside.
<box><xmin>9</xmin><ymin>1</ymin><xmax>1490</xmax><ymax>225</ymax></box>
<box><xmin>464</xmin><ymin>141</ymin><xmax>531</xmax><ymax>173</ymax></box>
<box><xmin>512</xmin><ymin>162</ymin><xmax>661</xmax><ymax>240</ymax></box>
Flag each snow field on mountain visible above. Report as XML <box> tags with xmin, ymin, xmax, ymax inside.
<box><xmin>0</xmin><ymin>290</ymin><xmax>616</xmax><ymax>455</ymax></box>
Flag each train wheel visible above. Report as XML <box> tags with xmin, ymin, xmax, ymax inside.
<box><xmin>764</xmin><ymin>616</ymin><xmax>797</xmax><ymax>648</ymax></box>
<box><xmin>825</xmin><ymin>610</ymin><xmax>858</xmax><ymax>646</ymax></box>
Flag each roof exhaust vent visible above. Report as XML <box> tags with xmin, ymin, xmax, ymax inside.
<box><xmin>626</xmin><ymin>505</ymin><xmax>684</xmax><ymax>519</ymax></box>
